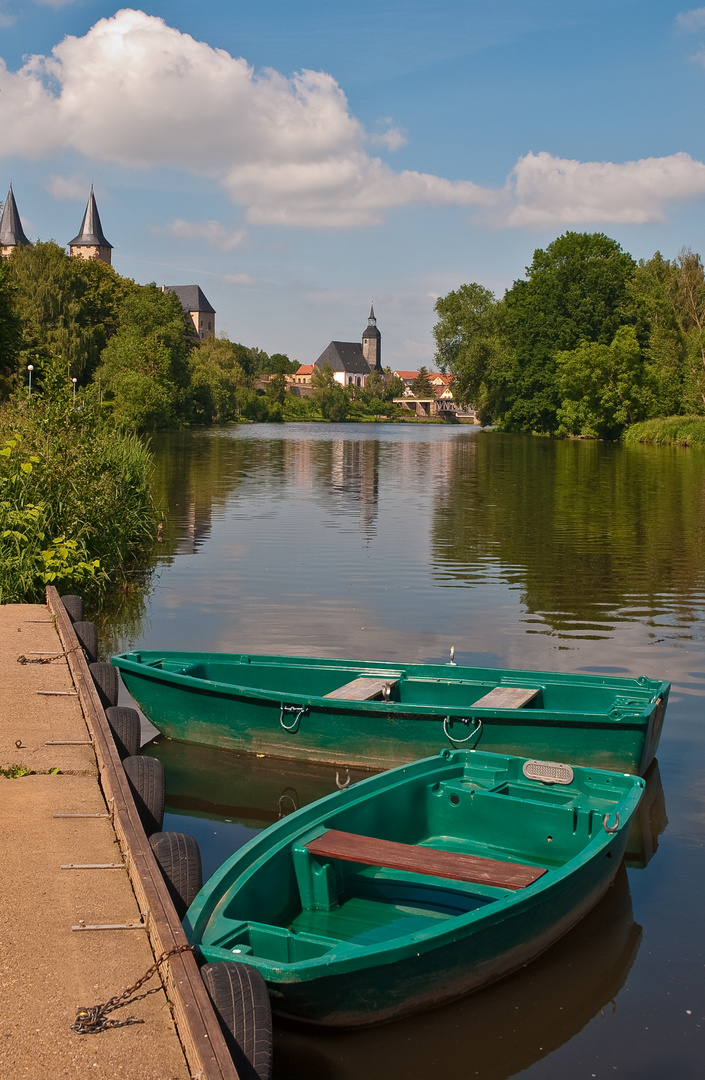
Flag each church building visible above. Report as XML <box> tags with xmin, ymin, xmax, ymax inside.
<box><xmin>311</xmin><ymin>305</ymin><xmax>383</xmax><ymax>388</ymax></box>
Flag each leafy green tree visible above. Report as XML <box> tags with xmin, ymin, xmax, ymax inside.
<box><xmin>0</xmin><ymin>260</ymin><xmax>22</xmax><ymax>395</ymax></box>
<box><xmin>188</xmin><ymin>335</ymin><xmax>248</xmax><ymax>423</ymax></box>
<box><xmin>433</xmin><ymin>283</ymin><xmax>512</xmax><ymax>424</ymax></box>
<box><xmin>672</xmin><ymin>248</ymin><xmax>705</xmax><ymax>411</ymax></box>
<box><xmin>411</xmin><ymin>367</ymin><xmax>436</xmax><ymax>398</ymax></box>
<box><xmin>6</xmin><ymin>241</ymin><xmax>135</xmax><ymax>382</ymax></box>
<box><xmin>626</xmin><ymin>252</ymin><xmax>686</xmax><ymax>417</ymax></box>
<box><xmin>503</xmin><ymin>232</ymin><xmax>637</xmax><ymax>432</ymax></box>
<box><xmin>98</xmin><ymin>285</ymin><xmax>194</xmax><ymax>429</ymax></box>
<box><xmin>311</xmin><ymin>364</ymin><xmax>349</xmax><ymax>421</ymax></box>
<box><xmin>385</xmin><ymin>370</ymin><xmax>406</xmax><ymax>399</ymax></box>
<box><xmin>556</xmin><ymin>326</ymin><xmax>653</xmax><ymax>439</ymax></box>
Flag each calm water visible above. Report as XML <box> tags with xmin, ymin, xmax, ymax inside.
<box><xmin>103</xmin><ymin>424</ymin><xmax>705</xmax><ymax>1079</ymax></box>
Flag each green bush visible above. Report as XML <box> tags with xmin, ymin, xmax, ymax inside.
<box><xmin>623</xmin><ymin>416</ymin><xmax>705</xmax><ymax>446</ymax></box>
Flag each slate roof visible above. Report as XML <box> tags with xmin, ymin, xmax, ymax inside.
<box><xmin>68</xmin><ymin>186</ymin><xmax>112</xmax><ymax>248</ymax></box>
<box><xmin>314</xmin><ymin>341</ymin><xmax>371</xmax><ymax>375</ymax></box>
<box><xmin>0</xmin><ymin>185</ymin><xmax>30</xmax><ymax>247</ymax></box>
<box><xmin>164</xmin><ymin>285</ymin><xmax>216</xmax><ymax>314</ymax></box>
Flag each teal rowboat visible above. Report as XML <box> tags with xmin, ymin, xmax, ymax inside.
<box><xmin>184</xmin><ymin>748</ymin><xmax>644</xmax><ymax>1026</ymax></box>
<box><xmin>111</xmin><ymin>651</ymin><xmax>669</xmax><ymax>774</ymax></box>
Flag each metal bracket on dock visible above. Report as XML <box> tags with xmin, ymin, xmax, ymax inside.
<box><xmin>53</xmin><ymin>813</ymin><xmax>110</xmax><ymax>818</ymax></box>
<box><xmin>45</xmin><ymin>739</ymin><xmax>92</xmax><ymax>745</ymax></box>
<box><xmin>61</xmin><ymin>863</ymin><xmax>126</xmax><ymax>870</ymax></box>
<box><xmin>37</xmin><ymin>690</ymin><xmax>78</xmax><ymax>696</ymax></box>
<box><xmin>72</xmin><ymin>920</ymin><xmax>147</xmax><ymax>931</ymax></box>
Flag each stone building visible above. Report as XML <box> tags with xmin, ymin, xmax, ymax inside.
<box><xmin>0</xmin><ymin>185</ymin><xmax>31</xmax><ymax>257</ymax></box>
<box><xmin>68</xmin><ymin>185</ymin><xmax>113</xmax><ymax>264</ymax></box>
<box><xmin>163</xmin><ymin>285</ymin><xmax>216</xmax><ymax>340</ymax></box>
<box><xmin>310</xmin><ymin>304</ymin><xmax>383</xmax><ymax>388</ymax></box>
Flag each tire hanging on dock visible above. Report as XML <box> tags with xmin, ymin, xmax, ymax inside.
<box><xmin>60</xmin><ymin>594</ymin><xmax>83</xmax><ymax>623</ymax></box>
<box><xmin>123</xmin><ymin>755</ymin><xmax>165</xmax><ymax>836</ymax></box>
<box><xmin>89</xmin><ymin>662</ymin><xmax>119</xmax><ymax>709</ymax></box>
<box><xmin>149</xmin><ymin>831</ymin><xmax>202</xmax><ymax>918</ymax></box>
<box><xmin>201</xmin><ymin>961</ymin><xmax>273</xmax><ymax>1080</ymax></box>
<box><xmin>105</xmin><ymin>706</ymin><xmax>141</xmax><ymax>759</ymax></box>
<box><xmin>73</xmin><ymin>621</ymin><xmax>98</xmax><ymax>664</ymax></box>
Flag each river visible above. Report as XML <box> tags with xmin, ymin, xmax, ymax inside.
<box><xmin>101</xmin><ymin>423</ymin><xmax>705</xmax><ymax>1079</ymax></box>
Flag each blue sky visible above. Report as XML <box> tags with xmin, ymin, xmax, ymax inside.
<box><xmin>2</xmin><ymin>1</ymin><xmax>705</xmax><ymax>365</ymax></box>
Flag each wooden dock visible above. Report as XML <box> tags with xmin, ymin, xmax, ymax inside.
<box><xmin>0</xmin><ymin>592</ymin><xmax>240</xmax><ymax>1080</ymax></box>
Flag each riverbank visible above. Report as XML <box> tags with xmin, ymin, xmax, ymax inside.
<box><xmin>624</xmin><ymin>416</ymin><xmax>705</xmax><ymax>447</ymax></box>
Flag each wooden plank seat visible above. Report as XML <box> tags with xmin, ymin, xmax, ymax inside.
<box><xmin>305</xmin><ymin>829</ymin><xmax>546</xmax><ymax>891</ymax></box>
<box><xmin>472</xmin><ymin>686</ymin><xmax>540</xmax><ymax>710</ymax></box>
<box><xmin>324</xmin><ymin>676</ymin><xmax>398</xmax><ymax>701</ymax></box>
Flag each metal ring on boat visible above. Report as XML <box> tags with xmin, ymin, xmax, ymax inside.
<box><xmin>603</xmin><ymin>811</ymin><xmax>620</xmax><ymax>834</ymax></box>
<box><xmin>279</xmin><ymin>704</ymin><xmax>308</xmax><ymax>732</ymax></box>
<box><xmin>443</xmin><ymin>716</ymin><xmax>482</xmax><ymax>745</ymax></box>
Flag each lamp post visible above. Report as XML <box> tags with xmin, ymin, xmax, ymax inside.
<box><xmin>72</xmin><ymin>377</ymin><xmax>77</xmax><ymax>402</ymax></box>
<box><xmin>27</xmin><ymin>364</ymin><xmax>33</xmax><ymax>396</ymax></box>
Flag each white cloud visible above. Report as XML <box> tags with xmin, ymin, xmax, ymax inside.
<box><xmin>224</xmin><ymin>273</ymin><xmax>255</xmax><ymax>285</ymax></box>
<box><xmin>497</xmin><ymin>150</ymin><xmax>705</xmax><ymax>227</ymax></box>
<box><xmin>45</xmin><ymin>173</ymin><xmax>88</xmax><ymax>199</ymax></box>
<box><xmin>161</xmin><ymin>219</ymin><xmax>247</xmax><ymax>251</ymax></box>
<box><xmin>370</xmin><ymin>125</ymin><xmax>408</xmax><ymax>152</ymax></box>
<box><xmin>2</xmin><ymin>11</ymin><xmax>705</xmax><ymax>231</ymax></box>
<box><xmin>676</xmin><ymin>7</ymin><xmax>705</xmax><ymax>31</ymax></box>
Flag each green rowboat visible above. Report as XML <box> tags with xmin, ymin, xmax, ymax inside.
<box><xmin>111</xmin><ymin>650</ymin><xmax>669</xmax><ymax>774</ymax></box>
<box><xmin>184</xmin><ymin>748</ymin><xmax>644</xmax><ymax>1026</ymax></box>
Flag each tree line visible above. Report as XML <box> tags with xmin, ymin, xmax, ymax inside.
<box><xmin>433</xmin><ymin>232</ymin><xmax>705</xmax><ymax>438</ymax></box>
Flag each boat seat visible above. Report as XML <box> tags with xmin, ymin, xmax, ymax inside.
<box><xmin>324</xmin><ymin>676</ymin><xmax>399</xmax><ymax>701</ymax></box>
<box><xmin>302</xmin><ymin>829</ymin><xmax>546</xmax><ymax>893</ymax></box>
<box><xmin>472</xmin><ymin>686</ymin><xmax>540</xmax><ymax>709</ymax></box>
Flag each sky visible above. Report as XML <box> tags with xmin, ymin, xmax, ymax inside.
<box><xmin>2</xmin><ymin>1</ymin><xmax>705</xmax><ymax>366</ymax></box>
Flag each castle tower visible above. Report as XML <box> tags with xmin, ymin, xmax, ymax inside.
<box><xmin>362</xmin><ymin>302</ymin><xmax>382</xmax><ymax>372</ymax></box>
<box><xmin>68</xmin><ymin>186</ymin><xmax>112</xmax><ymax>264</ymax></box>
<box><xmin>0</xmin><ymin>184</ymin><xmax>31</xmax><ymax>257</ymax></box>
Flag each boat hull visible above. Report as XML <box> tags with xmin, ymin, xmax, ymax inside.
<box><xmin>184</xmin><ymin>749</ymin><xmax>644</xmax><ymax>1026</ymax></box>
<box><xmin>112</xmin><ymin>651</ymin><xmax>669</xmax><ymax>775</ymax></box>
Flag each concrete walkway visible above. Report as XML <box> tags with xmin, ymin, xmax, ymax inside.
<box><xmin>0</xmin><ymin>604</ymin><xmax>191</xmax><ymax>1080</ymax></box>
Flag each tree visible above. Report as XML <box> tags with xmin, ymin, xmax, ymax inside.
<box><xmin>98</xmin><ymin>285</ymin><xmax>194</xmax><ymax>429</ymax></box>
<box><xmin>502</xmin><ymin>232</ymin><xmax>637</xmax><ymax>432</ymax></box>
<box><xmin>311</xmin><ymin>364</ymin><xmax>349</xmax><ymax>421</ymax></box>
<box><xmin>672</xmin><ymin>248</ymin><xmax>705</xmax><ymax>410</ymax></box>
<box><xmin>0</xmin><ymin>260</ymin><xmax>21</xmax><ymax>396</ymax></box>
<box><xmin>411</xmin><ymin>366</ymin><xmax>436</xmax><ymax>398</ymax></box>
<box><xmin>556</xmin><ymin>326</ymin><xmax>653</xmax><ymax>439</ymax></box>
<box><xmin>385</xmin><ymin>369</ymin><xmax>406</xmax><ymax>399</ymax></box>
<box><xmin>6</xmin><ymin>241</ymin><xmax>135</xmax><ymax>383</ymax></box>
<box><xmin>433</xmin><ymin>283</ymin><xmax>512</xmax><ymax>424</ymax></box>
<box><xmin>188</xmin><ymin>335</ymin><xmax>248</xmax><ymax>423</ymax></box>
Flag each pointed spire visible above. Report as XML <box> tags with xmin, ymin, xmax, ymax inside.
<box><xmin>0</xmin><ymin>184</ymin><xmax>31</xmax><ymax>249</ymax></box>
<box><xmin>68</xmin><ymin>185</ymin><xmax>113</xmax><ymax>250</ymax></box>
<box><xmin>367</xmin><ymin>302</ymin><xmax>376</xmax><ymax>326</ymax></box>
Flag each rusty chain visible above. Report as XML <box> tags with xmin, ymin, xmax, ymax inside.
<box><xmin>71</xmin><ymin>944</ymin><xmax>194</xmax><ymax>1034</ymax></box>
<box><xmin>17</xmin><ymin>642</ymin><xmax>82</xmax><ymax>665</ymax></box>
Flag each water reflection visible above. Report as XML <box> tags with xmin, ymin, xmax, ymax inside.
<box><xmin>274</xmin><ymin>867</ymin><xmax>640</xmax><ymax>1080</ymax></box>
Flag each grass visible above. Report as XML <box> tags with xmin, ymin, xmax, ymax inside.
<box><xmin>624</xmin><ymin>416</ymin><xmax>705</xmax><ymax>447</ymax></box>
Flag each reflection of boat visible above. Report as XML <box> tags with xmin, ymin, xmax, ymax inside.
<box><xmin>273</xmin><ymin>864</ymin><xmax>641</xmax><ymax>1080</ymax></box>
<box><xmin>624</xmin><ymin>759</ymin><xmax>668</xmax><ymax>869</ymax></box>
<box><xmin>184</xmin><ymin>748</ymin><xmax>644</xmax><ymax>1027</ymax></box>
<box><xmin>152</xmin><ymin>737</ymin><xmax>372</xmax><ymax>829</ymax></box>
<box><xmin>112</xmin><ymin>650</ymin><xmax>669</xmax><ymax>774</ymax></box>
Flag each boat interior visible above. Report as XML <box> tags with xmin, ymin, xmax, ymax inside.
<box><xmin>126</xmin><ymin>653</ymin><xmax>658</xmax><ymax>717</ymax></box>
<box><xmin>194</xmin><ymin>758</ymin><xmax>636</xmax><ymax>967</ymax></box>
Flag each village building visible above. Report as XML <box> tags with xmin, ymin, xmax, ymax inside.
<box><xmin>68</xmin><ymin>185</ymin><xmax>113</xmax><ymax>264</ymax></box>
<box><xmin>307</xmin><ymin>304</ymin><xmax>384</xmax><ymax>388</ymax></box>
<box><xmin>0</xmin><ymin>186</ymin><xmax>216</xmax><ymax>340</ymax></box>
<box><xmin>0</xmin><ymin>184</ymin><xmax>31</xmax><ymax>257</ymax></box>
<box><xmin>163</xmin><ymin>285</ymin><xmax>216</xmax><ymax>340</ymax></box>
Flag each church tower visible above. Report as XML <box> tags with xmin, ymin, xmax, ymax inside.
<box><xmin>0</xmin><ymin>184</ymin><xmax>31</xmax><ymax>257</ymax></box>
<box><xmin>361</xmin><ymin>303</ymin><xmax>382</xmax><ymax>372</ymax></box>
<box><xmin>69</xmin><ymin>186</ymin><xmax>113</xmax><ymax>264</ymax></box>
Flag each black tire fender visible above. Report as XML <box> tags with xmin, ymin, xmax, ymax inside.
<box><xmin>105</xmin><ymin>705</ymin><xmax>141</xmax><ymax>759</ymax></box>
<box><xmin>60</xmin><ymin>594</ymin><xmax>83</xmax><ymax>623</ymax></box>
<box><xmin>149</xmin><ymin>831</ymin><xmax>202</xmax><ymax>918</ymax></box>
<box><xmin>89</xmin><ymin>661</ymin><xmax>119</xmax><ymax>709</ymax></box>
<box><xmin>73</xmin><ymin>621</ymin><xmax>98</xmax><ymax>664</ymax></box>
<box><xmin>123</xmin><ymin>755</ymin><xmax>165</xmax><ymax>836</ymax></box>
<box><xmin>201</xmin><ymin>961</ymin><xmax>273</xmax><ymax>1080</ymax></box>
